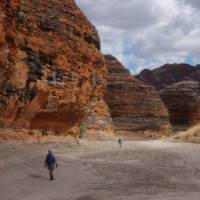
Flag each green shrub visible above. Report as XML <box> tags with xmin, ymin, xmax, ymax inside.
<box><xmin>79</xmin><ymin>122</ymin><xmax>86</xmax><ymax>139</ymax></box>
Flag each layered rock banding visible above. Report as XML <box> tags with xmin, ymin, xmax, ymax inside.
<box><xmin>136</xmin><ymin>63</ymin><xmax>200</xmax><ymax>90</ymax></box>
<box><xmin>0</xmin><ymin>0</ymin><xmax>107</xmax><ymax>136</ymax></box>
<box><xmin>104</xmin><ymin>55</ymin><xmax>170</xmax><ymax>134</ymax></box>
<box><xmin>160</xmin><ymin>81</ymin><xmax>200</xmax><ymax>130</ymax></box>
<box><xmin>136</xmin><ymin>63</ymin><xmax>200</xmax><ymax>130</ymax></box>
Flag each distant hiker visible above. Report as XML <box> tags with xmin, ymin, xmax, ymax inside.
<box><xmin>44</xmin><ymin>150</ymin><xmax>58</xmax><ymax>181</ymax></box>
<box><xmin>118</xmin><ymin>137</ymin><xmax>123</xmax><ymax>149</ymax></box>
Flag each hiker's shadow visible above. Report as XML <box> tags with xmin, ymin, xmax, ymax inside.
<box><xmin>30</xmin><ymin>174</ymin><xmax>49</xmax><ymax>181</ymax></box>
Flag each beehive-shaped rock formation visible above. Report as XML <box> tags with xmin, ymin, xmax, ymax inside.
<box><xmin>0</xmin><ymin>0</ymin><xmax>107</xmax><ymax>136</ymax></box>
<box><xmin>160</xmin><ymin>81</ymin><xmax>200</xmax><ymax>130</ymax></box>
<box><xmin>104</xmin><ymin>55</ymin><xmax>170</xmax><ymax>134</ymax></box>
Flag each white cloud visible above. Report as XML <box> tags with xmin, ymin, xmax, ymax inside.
<box><xmin>182</xmin><ymin>0</ymin><xmax>200</xmax><ymax>9</ymax></box>
<box><xmin>76</xmin><ymin>0</ymin><xmax>200</xmax><ymax>74</ymax></box>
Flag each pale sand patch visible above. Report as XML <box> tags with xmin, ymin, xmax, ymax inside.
<box><xmin>0</xmin><ymin>140</ymin><xmax>200</xmax><ymax>200</ymax></box>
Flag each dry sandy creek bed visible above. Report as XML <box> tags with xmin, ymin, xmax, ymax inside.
<box><xmin>0</xmin><ymin>139</ymin><xmax>200</xmax><ymax>200</ymax></box>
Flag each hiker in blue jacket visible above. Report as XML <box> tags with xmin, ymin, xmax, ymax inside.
<box><xmin>44</xmin><ymin>150</ymin><xmax>58</xmax><ymax>181</ymax></box>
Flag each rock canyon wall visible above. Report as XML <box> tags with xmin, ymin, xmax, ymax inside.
<box><xmin>0</xmin><ymin>0</ymin><xmax>107</xmax><ymax>136</ymax></box>
<box><xmin>0</xmin><ymin>0</ymin><xmax>174</xmax><ymax>138</ymax></box>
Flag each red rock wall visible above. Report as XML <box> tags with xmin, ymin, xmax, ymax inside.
<box><xmin>0</xmin><ymin>0</ymin><xmax>106</xmax><ymax>136</ymax></box>
<box><xmin>104</xmin><ymin>55</ymin><xmax>170</xmax><ymax>134</ymax></box>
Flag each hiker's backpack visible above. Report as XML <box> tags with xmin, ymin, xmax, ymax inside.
<box><xmin>46</xmin><ymin>154</ymin><xmax>55</xmax><ymax>165</ymax></box>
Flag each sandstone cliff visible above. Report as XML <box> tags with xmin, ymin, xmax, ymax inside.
<box><xmin>136</xmin><ymin>63</ymin><xmax>200</xmax><ymax>90</ymax></box>
<box><xmin>104</xmin><ymin>55</ymin><xmax>170</xmax><ymax>135</ymax></box>
<box><xmin>160</xmin><ymin>81</ymin><xmax>200</xmax><ymax>130</ymax></box>
<box><xmin>0</xmin><ymin>0</ymin><xmax>107</xmax><ymax>136</ymax></box>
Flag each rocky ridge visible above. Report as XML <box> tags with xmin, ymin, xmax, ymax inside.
<box><xmin>136</xmin><ymin>63</ymin><xmax>200</xmax><ymax>90</ymax></box>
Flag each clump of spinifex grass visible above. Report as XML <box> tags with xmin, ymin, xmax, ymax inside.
<box><xmin>79</xmin><ymin>122</ymin><xmax>86</xmax><ymax>139</ymax></box>
<box><xmin>172</xmin><ymin>125</ymin><xmax>200</xmax><ymax>143</ymax></box>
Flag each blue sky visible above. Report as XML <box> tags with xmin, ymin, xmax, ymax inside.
<box><xmin>76</xmin><ymin>0</ymin><xmax>200</xmax><ymax>74</ymax></box>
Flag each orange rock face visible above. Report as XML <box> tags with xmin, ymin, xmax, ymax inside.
<box><xmin>0</xmin><ymin>0</ymin><xmax>106</xmax><ymax>136</ymax></box>
<box><xmin>104</xmin><ymin>55</ymin><xmax>170</xmax><ymax>133</ymax></box>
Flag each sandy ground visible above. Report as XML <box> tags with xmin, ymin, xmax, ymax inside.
<box><xmin>0</xmin><ymin>139</ymin><xmax>200</xmax><ymax>200</ymax></box>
